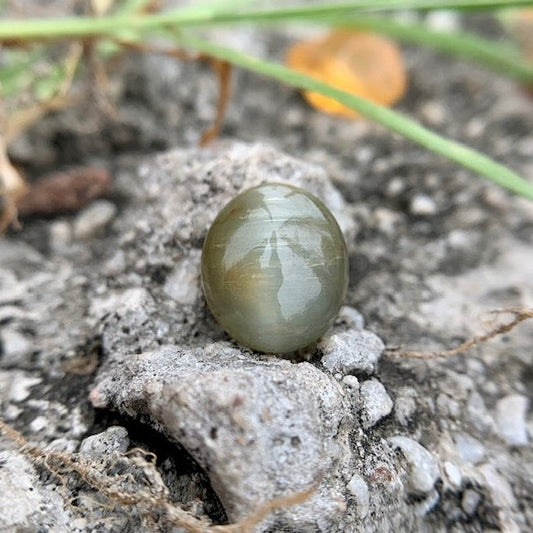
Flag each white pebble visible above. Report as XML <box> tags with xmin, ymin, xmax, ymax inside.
<box><xmin>453</xmin><ymin>432</ymin><xmax>486</xmax><ymax>464</ymax></box>
<box><xmin>342</xmin><ymin>375</ymin><xmax>360</xmax><ymax>392</ymax></box>
<box><xmin>388</xmin><ymin>436</ymin><xmax>439</xmax><ymax>493</ymax></box>
<box><xmin>346</xmin><ymin>473</ymin><xmax>369</xmax><ymax>518</ymax></box>
<box><xmin>360</xmin><ymin>379</ymin><xmax>393</xmax><ymax>429</ymax></box>
<box><xmin>73</xmin><ymin>200</ymin><xmax>117</xmax><ymax>239</ymax></box>
<box><xmin>7</xmin><ymin>373</ymin><xmax>42</xmax><ymax>403</ymax></box>
<box><xmin>394</xmin><ymin>386</ymin><xmax>418</xmax><ymax>425</ymax></box>
<box><xmin>425</xmin><ymin>10</ymin><xmax>459</xmax><ymax>32</ymax></box>
<box><xmin>443</xmin><ymin>461</ymin><xmax>462</xmax><ymax>489</ymax></box>
<box><xmin>29</xmin><ymin>416</ymin><xmax>49</xmax><ymax>433</ymax></box>
<box><xmin>320</xmin><ymin>330</ymin><xmax>384</xmax><ymax>375</ymax></box>
<box><xmin>336</xmin><ymin>306</ymin><xmax>365</xmax><ymax>330</ymax></box>
<box><xmin>386</xmin><ymin>178</ymin><xmax>405</xmax><ymax>198</ymax></box>
<box><xmin>419</xmin><ymin>101</ymin><xmax>446</xmax><ymax>126</ymax></box>
<box><xmin>410</xmin><ymin>194</ymin><xmax>437</xmax><ymax>216</ymax></box>
<box><xmin>461</xmin><ymin>489</ymin><xmax>481</xmax><ymax>515</ymax></box>
<box><xmin>163</xmin><ymin>250</ymin><xmax>201</xmax><ymax>305</ymax></box>
<box><xmin>0</xmin><ymin>330</ymin><xmax>33</xmax><ymax>361</ymax></box>
<box><xmin>48</xmin><ymin>220</ymin><xmax>72</xmax><ymax>252</ymax></box>
<box><xmin>495</xmin><ymin>394</ymin><xmax>529</xmax><ymax>447</ymax></box>
<box><xmin>478</xmin><ymin>464</ymin><xmax>516</xmax><ymax>509</ymax></box>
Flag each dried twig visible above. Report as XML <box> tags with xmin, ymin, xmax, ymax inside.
<box><xmin>0</xmin><ymin>418</ymin><xmax>316</xmax><ymax>533</ymax></box>
<box><xmin>200</xmin><ymin>58</ymin><xmax>232</xmax><ymax>146</ymax></box>
<box><xmin>385</xmin><ymin>307</ymin><xmax>533</xmax><ymax>360</ymax></box>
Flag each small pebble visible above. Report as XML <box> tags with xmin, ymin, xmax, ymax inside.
<box><xmin>79</xmin><ymin>427</ymin><xmax>130</xmax><ymax>458</ymax></box>
<box><xmin>447</xmin><ymin>229</ymin><xmax>470</xmax><ymax>249</ymax></box>
<box><xmin>7</xmin><ymin>373</ymin><xmax>41</xmax><ymax>403</ymax></box>
<box><xmin>48</xmin><ymin>220</ymin><xmax>72</xmax><ymax>253</ymax></box>
<box><xmin>360</xmin><ymin>379</ymin><xmax>393</xmax><ymax>428</ymax></box>
<box><xmin>373</xmin><ymin>207</ymin><xmax>402</xmax><ymax>236</ymax></box>
<box><xmin>413</xmin><ymin>489</ymin><xmax>440</xmax><ymax>516</ymax></box>
<box><xmin>0</xmin><ymin>330</ymin><xmax>34</xmax><ymax>363</ymax></box>
<box><xmin>346</xmin><ymin>473</ymin><xmax>369</xmax><ymax>518</ymax></box>
<box><xmin>425</xmin><ymin>10</ymin><xmax>459</xmax><ymax>32</ymax></box>
<box><xmin>443</xmin><ymin>461</ymin><xmax>462</xmax><ymax>489</ymax></box>
<box><xmin>419</xmin><ymin>101</ymin><xmax>446</xmax><ymax>126</ymax></box>
<box><xmin>467</xmin><ymin>391</ymin><xmax>494</xmax><ymax>433</ymax></box>
<box><xmin>336</xmin><ymin>306</ymin><xmax>365</xmax><ymax>330</ymax></box>
<box><xmin>163</xmin><ymin>250</ymin><xmax>201</xmax><ymax>305</ymax></box>
<box><xmin>453</xmin><ymin>432</ymin><xmax>486</xmax><ymax>464</ymax></box>
<box><xmin>320</xmin><ymin>330</ymin><xmax>384</xmax><ymax>375</ymax></box>
<box><xmin>386</xmin><ymin>178</ymin><xmax>405</xmax><ymax>198</ymax></box>
<box><xmin>29</xmin><ymin>416</ymin><xmax>49</xmax><ymax>433</ymax></box>
<box><xmin>73</xmin><ymin>200</ymin><xmax>117</xmax><ymax>239</ymax></box>
<box><xmin>478</xmin><ymin>464</ymin><xmax>516</xmax><ymax>509</ymax></box>
<box><xmin>388</xmin><ymin>436</ymin><xmax>439</xmax><ymax>493</ymax></box>
<box><xmin>410</xmin><ymin>194</ymin><xmax>437</xmax><ymax>216</ymax></box>
<box><xmin>394</xmin><ymin>387</ymin><xmax>418</xmax><ymax>425</ymax></box>
<box><xmin>495</xmin><ymin>394</ymin><xmax>529</xmax><ymax>447</ymax></box>
<box><xmin>461</xmin><ymin>489</ymin><xmax>481</xmax><ymax>516</ymax></box>
<box><xmin>342</xmin><ymin>375</ymin><xmax>360</xmax><ymax>392</ymax></box>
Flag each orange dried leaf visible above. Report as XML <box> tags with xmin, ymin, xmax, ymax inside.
<box><xmin>286</xmin><ymin>30</ymin><xmax>407</xmax><ymax>118</ymax></box>
<box><xmin>511</xmin><ymin>8</ymin><xmax>533</xmax><ymax>61</ymax></box>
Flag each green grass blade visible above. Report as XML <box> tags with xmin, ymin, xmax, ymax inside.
<box><xmin>176</xmin><ymin>34</ymin><xmax>533</xmax><ymax>200</ymax></box>
<box><xmin>2</xmin><ymin>1</ymin><xmax>533</xmax><ymax>40</ymax></box>
<box><xmin>113</xmin><ymin>0</ymin><xmax>153</xmax><ymax>15</ymax></box>
<box><xmin>329</xmin><ymin>15</ymin><xmax>533</xmax><ymax>83</ymax></box>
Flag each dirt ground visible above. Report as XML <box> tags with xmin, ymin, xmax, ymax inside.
<box><xmin>1</xmin><ymin>5</ymin><xmax>533</xmax><ymax>533</ymax></box>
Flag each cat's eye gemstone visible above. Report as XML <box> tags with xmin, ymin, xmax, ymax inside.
<box><xmin>201</xmin><ymin>183</ymin><xmax>348</xmax><ymax>353</ymax></box>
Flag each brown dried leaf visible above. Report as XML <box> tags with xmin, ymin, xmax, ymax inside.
<box><xmin>16</xmin><ymin>166</ymin><xmax>112</xmax><ymax>216</ymax></box>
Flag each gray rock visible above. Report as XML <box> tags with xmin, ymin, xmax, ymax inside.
<box><xmin>360</xmin><ymin>379</ymin><xmax>394</xmax><ymax>428</ymax></box>
<box><xmin>495</xmin><ymin>394</ymin><xmax>529</xmax><ymax>447</ymax></box>
<box><xmin>73</xmin><ymin>200</ymin><xmax>117</xmax><ymax>239</ymax></box>
<box><xmin>319</xmin><ymin>330</ymin><xmax>385</xmax><ymax>375</ymax></box>
<box><xmin>0</xmin><ymin>449</ymin><xmax>70</xmax><ymax>531</ymax></box>
<box><xmin>388</xmin><ymin>436</ymin><xmax>440</xmax><ymax>494</ymax></box>
<box><xmin>79</xmin><ymin>427</ymin><xmax>130</xmax><ymax>458</ymax></box>
<box><xmin>92</xmin><ymin>345</ymin><xmax>352</xmax><ymax>531</ymax></box>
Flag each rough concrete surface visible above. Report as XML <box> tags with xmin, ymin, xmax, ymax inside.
<box><xmin>1</xmin><ymin>3</ymin><xmax>533</xmax><ymax>533</ymax></box>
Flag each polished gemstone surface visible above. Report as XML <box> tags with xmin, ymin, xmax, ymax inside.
<box><xmin>201</xmin><ymin>183</ymin><xmax>348</xmax><ymax>353</ymax></box>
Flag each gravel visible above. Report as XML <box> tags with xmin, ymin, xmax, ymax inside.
<box><xmin>1</xmin><ymin>6</ymin><xmax>533</xmax><ymax>532</ymax></box>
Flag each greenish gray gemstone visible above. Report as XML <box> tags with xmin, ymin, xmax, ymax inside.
<box><xmin>201</xmin><ymin>183</ymin><xmax>348</xmax><ymax>354</ymax></box>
